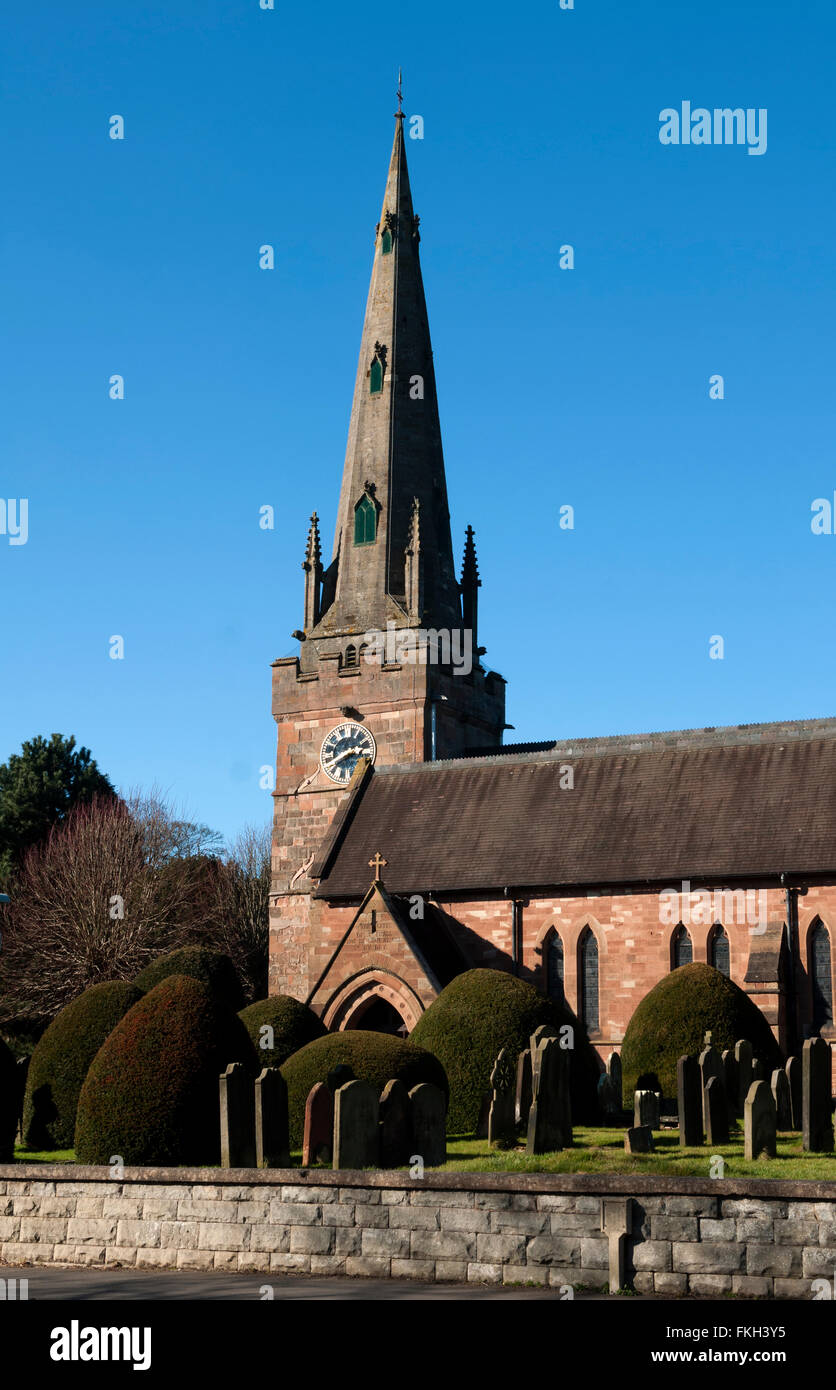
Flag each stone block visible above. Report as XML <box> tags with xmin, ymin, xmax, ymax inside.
<box><xmin>341</xmin><ymin>1186</ymin><xmax>380</xmax><ymax>1204</ymax></box>
<box><xmin>335</xmin><ymin>1227</ymin><xmax>362</xmax><ymax>1256</ymax></box>
<box><xmin>773</xmin><ymin>1219</ymin><xmax>817</xmax><ymax>1244</ymax></box>
<box><xmin>721</xmin><ymin>1198</ymin><xmax>786</xmax><ymax>1219</ymax></box>
<box><xmin>66</xmin><ymin>1218</ymin><xmax>117</xmax><ymax>1244</ymax></box>
<box><xmin>352</xmin><ymin>1205</ymin><xmax>389</xmax><ymax>1229</ymax></box>
<box><xmin>650</xmin><ymin>1215</ymin><xmax>698</xmax><ymax>1241</ymax></box>
<box><xmin>269</xmin><ymin>1253</ymin><xmax>310</xmax><ymax>1274</ymax></box>
<box><xmin>380</xmin><ymin>1189</ymin><xmax>409</xmax><ymax>1205</ymax></box>
<box><xmin>321</xmin><ymin>1204</ymin><xmax>356</xmax><ymax>1227</ymax></box>
<box><xmin>580</xmin><ymin>1237</ymin><xmax>609</xmax><ymax>1270</ymax></box>
<box><xmin>268</xmin><ymin>1201</ymin><xmax>322</xmax><ymax>1226</ymax></box>
<box><xmin>773</xmin><ymin>1277</ymin><xmax>813</xmax><ymax>1299</ymax></box>
<box><xmin>410</xmin><ymin>1229</ymin><xmax>477</xmax><ymax>1261</ymax></box>
<box><xmin>360</xmin><ymin>1227</ymin><xmax>410</xmax><ymax>1258</ymax></box>
<box><xmin>249</xmin><ymin>1223</ymin><xmax>291</xmax><ymax>1254</ymax></box>
<box><xmin>631</xmin><ymin>1240</ymin><xmax>672</xmax><ymax>1272</ymax></box>
<box><xmin>160</xmin><ymin>1221</ymin><xmax>199</xmax><ymax>1250</ymax></box>
<box><xmin>104</xmin><ymin>1246</ymin><xmax>138</xmax><ymax>1266</ymax></box>
<box><xmin>289</xmin><ymin>1226</ymin><xmax>334</xmax><ymax>1255</ymax></box>
<box><xmin>746</xmin><ymin>1244</ymin><xmax>795</xmax><ymax>1277</ymax></box>
<box><xmin>688</xmin><ymin>1273</ymin><xmax>732</xmax><ymax>1295</ymax></box>
<box><xmin>198</xmin><ymin>1222</ymin><xmax>248</xmax><ymax>1251</ymax></box>
<box><xmin>803</xmin><ymin>1245</ymin><xmax>836</xmax><ymax>1278</ymax></box>
<box><xmin>135</xmin><ymin>1248</ymin><xmax>171</xmax><ymax>1269</ymax></box>
<box><xmin>392</xmin><ymin>1258</ymin><xmax>435</xmax><ymax>1279</ymax></box>
<box><xmin>280</xmin><ymin>1185</ymin><xmax>337</xmax><ymax>1203</ymax></box>
<box><xmin>385</xmin><ymin>1205</ymin><xmax>437</xmax><ymax>1230</ymax></box>
<box><xmin>476</xmin><ymin>1231</ymin><xmax>527</xmax><ymax>1263</ymax></box>
<box><xmin>632</xmin><ymin>1272</ymin><xmax>655</xmax><ymax>1294</ymax></box>
<box><xmin>344</xmin><ymin>1256</ymin><xmax>391</xmax><ymax>1278</ymax></box>
<box><xmin>438</xmin><ymin>1206</ymin><xmax>490</xmax><ymax>1233</ymax></box>
<box><xmin>525</xmin><ymin>1235</ymin><xmax>580</xmax><ymax>1265</ymax></box>
<box><xmin>175</xmin><ymin>1250</ymin><xmax>215</xmax><ymax>1270</ymax></box>
<box><xmin>489</xmin><ymin>1209</ymin><xmax>549</xmax><ymax>1235</ymax></box>
<box><xmin>732</xmin><ymin>1275</ymin><xmax>772</xmax><ymax>1297</ymax></box>
<box><xmin>310</xmin><ymin>1255</ymin><xmax>347</xmax><ymax>1276</ymax></box>
<box><xmin>502</xmin><ymin>1264</ymin><xmax>547</xmax><ymax>1285</ymax></box>
<box><xmin>653</xmin><ymin>1272</ymin><xmax>687</xmax><ymax>1294</ymax></box>
<box><xmin>672</xmin><ymin>1241</ymin><xmax>745</xmax><ymax>1273</ymax></box>
<box><xmin>467</xmin><ymin>1262</ymin><xmax>502</xmax><ymax>1283</ymax></box>
<box><xmin>176</xmin><ymin>1199</ymin><xmax>238</xmax><ymax>1222</ymax></box>
<box><xmin>115</xmin><ymin>1219</ymin><xmax>161</xmax><ymax>1248</ymax></box>
<box><xmin>18</xmin><ymin>1218</ymin><xmax>68</xmax><ymax>1244</ymax></box>
<box><xmin>698</xmin><ymin>1218</ymin><xmax>736</xmax><ymax>1241</ymax></box>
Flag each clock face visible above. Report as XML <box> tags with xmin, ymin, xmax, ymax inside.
<box><xmin>320</xmin><ymin>721</ymin><xmax>376</xmax><ymax>785</ymax></box>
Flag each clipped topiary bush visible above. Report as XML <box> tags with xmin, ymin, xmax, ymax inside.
<box><xmin>621</xmin><ymin>962</ymin><xmax>782</xmax><ymax>1101</ymax></box>
<box><xmin>0</xmin><ymin>1037</ymin><xmax>18</xmax><ymax>1161</ymax></box>
<box><xmin>409</xmin><ymin>968</ymin><xmax>600</xmax><ymax>1134</ymax></box>
<box><xmin>134</xmin><ymin>946</ymin><xmax>244</xmax><ymax>1012</ymax></box>
<box><xmin>75</xmin><ymin>975</ymin><xmax>257</xmax><ymax>1165</ymax></box>
<box><xmin>281</xmin><ymin>1032</ymin><xmax>447</xmax><ymax>1148</ymax></box>
<box><xmin>22</xmin><ymin>980</ymin><xmax>143</xmax><ymax>1150</ymax></box>
<box><xmin>239</xmin><ymin>996</ymin><xmax>327</xmax><ymax>1069</ymax></box>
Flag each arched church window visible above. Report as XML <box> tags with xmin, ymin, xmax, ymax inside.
<box><xmin>545</xmin><ymin>931</ymin><xmax>564</xmax><ymax>1003</ymax></box>
<box><xmin>579</xmin><ymin>928</ymin><xmax>599</xmax><ymax>1033</ymax></box>
<box><xmin>354</xmin><ymin>494</ymin><xmax>377</xmax><ymax>546</ymax></box>
<box><xmin>380</xmin><ymin>228</ymin><xmax>392</xmax><ymax>255</ymax></box>
<box><xmin>710</xmin><ymin>924</ymin><xmax>730</xmax><ymax>977</ymax></box>
<box><xmin>672</xmin><ymin>924</ymin><xmax>693</xmax><ymax>970</ymax></box>
<box><xmin>343</xmin><ymin>644</ymin><xmax>358</xmax><ymax>668</ymax></box>
<box><xmin>810</xmin><ymin>920</ymin><xmax>834</xmax><ymax>1031</ymax></box>
<box><xmin>370</xmin><ymin>356</ymin><xmax>384</xmax><ymax>395</ymax></box>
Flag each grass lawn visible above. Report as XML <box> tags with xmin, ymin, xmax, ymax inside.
<box><xmin>441</xmin><ymin>1126</ymin><xmax>836</xmax><ymax>1181</ymax></box>
<box><xmin>11</xmin><ymin>1128</ymin><xmax>836</xmax><ymax>1181</ymax></box>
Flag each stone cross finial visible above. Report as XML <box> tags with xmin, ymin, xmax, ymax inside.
<box><xmin>369</xmin><ymin>852</ymin><xmax>388</xmax><ymax>882</ymax></box>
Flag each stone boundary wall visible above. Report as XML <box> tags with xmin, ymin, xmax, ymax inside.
<box><xmin>2</xmin><ymin>1166</ymin><xmax>836</xmax><ymax>1297</ymax></box>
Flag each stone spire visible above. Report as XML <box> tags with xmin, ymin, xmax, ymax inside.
<box><xmin>314</xmin><ymin>102</ymin><xmax>462</xmax><ymax>638</ymax></box>
<box><xmin>302</xmin><ymin>512</ymin><xmax>323</xmax><ymax>631</ymax></box>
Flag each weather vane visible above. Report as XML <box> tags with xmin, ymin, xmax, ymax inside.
<box><xmin>396</xmin><ymin>68</ymin><xmax>404</xmax><ymax>116</ymax></box>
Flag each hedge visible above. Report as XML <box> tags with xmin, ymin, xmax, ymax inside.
<box><xmin>133</xmin><ymin>946</ymin><xmax>244</xmax><ymax>1012</ymax></box>
<box><xmin>22</xmin><ymin>980</ymin><xmax>143</xmax><ymax>1150</ymax></box>
<box><xmin>75</xmin><ymin>975</ymin><xmax>257</xmax><ymax>1165</ymax></box>
<box><xmin>409</xmin><ymin>968</ymin><xmax>600</xmax><ymax>1134</ymax></box>
<box><xmin>281</xmin><ymin>1031</ymin><xmax>447</xmax><ymax>1149</ymax></box>
<box><xmin>0</xmin><ymin>1038</ymin><xmax>17</xmax><ymax>1161</ymax></box>
<box><xmin>238</xmin><ymin>996</ymin><xmax>327</xmax><ymax>1069</ymax></box>
<box><xmin>621</xmin><ymin>962</ymin><xmax>782</xmax><ymax>1100</ymax></box>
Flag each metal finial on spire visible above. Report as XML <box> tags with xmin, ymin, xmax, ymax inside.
<box><xmin>395</xmin><ymin>68</ymin><xmax>404</xmax><ymax>117</ymax></box>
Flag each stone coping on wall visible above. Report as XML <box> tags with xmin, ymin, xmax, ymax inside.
<box><xmin>3</xmin><ymin>1163</ymin><xmax>836</xmax><ymax>1200</ymax></box>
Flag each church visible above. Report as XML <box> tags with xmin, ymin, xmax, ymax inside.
<box><xmin>269</xmin><ymin>97</ymin><xmax>836</xmax><ymax>1078</ymax></box>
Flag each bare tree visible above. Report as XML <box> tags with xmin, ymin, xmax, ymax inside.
<box><xmin>0</xmin><ymin>792</ymin><xmax>223</xmax><ymax>1027</ymax></box>
<box><xmin>206</xmin><ymin>824</ymin><xmax>271</xmax><ymax>1003</ymax></box>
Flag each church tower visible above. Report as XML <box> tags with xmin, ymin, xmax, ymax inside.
<box><xmin>269</xmin><ymin>93</ymin><xmax>506</xmax><ymax>1000</ymax></box>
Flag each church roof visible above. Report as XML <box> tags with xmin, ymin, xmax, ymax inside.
<box><xmin>314</xmin><ymin>718</ymin><xmax>836</xmax><ymax>898</ymax></box>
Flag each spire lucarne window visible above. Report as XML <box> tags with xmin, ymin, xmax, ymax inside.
<box><xmin>354</xmin><ymin>494</ymin><xmax>377</xmax><ymax>546</ymax></box>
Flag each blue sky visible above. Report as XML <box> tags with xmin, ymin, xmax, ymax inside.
<box><xmin>3</xmin><ymin>0</ymin><xmax>836</xmax><ymax>844</ymax></box>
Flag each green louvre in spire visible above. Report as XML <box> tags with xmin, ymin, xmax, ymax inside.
<box><xmin>370</xmin><ymin>356</ymin><xmax>384</xmax><ymax>395</ymax></box>
<box><xmin>354</xmin><ymin>494</ymin><xmax>377</xmax><ymax>545</ymax></box>
<box><xmin>381</xmin><ymin>228</ymin><xmax>392</xmax><ymax>254</ymax></box>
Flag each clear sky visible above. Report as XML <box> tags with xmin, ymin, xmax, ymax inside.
<box><xmin>3</xmin><ymin>0</ymin><xmax>836</xmax><ymax>844</ymax></box>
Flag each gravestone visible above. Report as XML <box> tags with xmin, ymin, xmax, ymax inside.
<box><xmin>703</xmin><ymin>1075</ymin><xmax>729</xmax><ymax>1144</ymax></box>
<box><xmin>488</xmin><ymin>1047</ymin><xmax>517</xmax><ymax>1149</ymax></box>
<box><xmin>786</xmin><ymin>1055</ymin><xmax>802</xmax><ymax>1131</ymax></box>
<box><xmin>327</xmin><ymin>1064</ymin><xmax>355</xmax><ymax>1094</ymax></box>
<box><xmin>771</xmin><ymin>1068</ymin><xmax>792</xmax><ymax>1131</ymax></box>
<box><xmin>735</xmin><ymin>1039</ymin><xmax>753</xmax><ymax>1116</ymax></box>
<box><xmin>721</xmin><ymin>1049</ymin><xmax>739</xmax><ymax>1125</ymax></box>
<box><xmin>633</xmin><ymin>1089</ymin><xmax>661</xmax><ymax>1130</ymax></box>
<box><xmin>624</xmin><ymin>1125</ymin><xmax>654</xmax><ymax>1154</ymax></box>
<box><xmin>333</xmin><ymin>1080</ymin><xmax>380</xmax><ymax>1169</ymax></box>
<box><xmin>597</xmin><ymin>1073</ymin><xmax>619</xmax><ymax>1119</ymax></box>
<box><xmin>409</xmin><ymin>1083</ymin><xmax>446</xmax><ymax>1167</ymax></box>
<box><xmin>752</xmin><ymin>1056</ymin><xmax>766</xmax><ymax>1084</ymax></box>
<box><xmin>744</xmin><ymin>1079</ymin><xmax>777</xmax><ymax>1160</ymax></box>
<box><xmin>254</xmin><ymin>1067</ymin><xmax>289</xmax><ymax>1168</ymax></box>
<box><xmin>526</xmin><ymin>1037</ymin><xmax>569</xmax><ymax>1154</ymax></box>
<box><xmin>802</xmin><ymin>1036</ymin><xmax>834</xmax><ymax>1153</ymax></box>
<box><xmin>676</xmin><ymin>1055</ymin><xmax>702</xmax><ymax>1147</ymax></box>
<box><xmin>219</xmin><ymin>1062</ymin><xmax>255</xmax><ymax>1168</ymax></box>
<box><xmin>379</xmin><ymin>1079</ymin><xmax>412</xmax><ymax>1167</ymax></box>
<box><xmin>515</xmin><ymin>1049</ymin><xmax>533</xmax><ymax>1126</ymax></box>
<box><xmin>302</xmin><ymin>1081</ymin><xmax>334</xmax><ymax>1166</ymax></box>
<box><xmin>606</xmin><ymin>1051</ymin><xmax>623</xmax><ymax>1111</ymax></box>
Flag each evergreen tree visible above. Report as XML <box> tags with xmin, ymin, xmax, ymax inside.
<box><xmin>0</xmin><ymin>734</ymin><xmax>115</xmax><ymax>880</ymax></box>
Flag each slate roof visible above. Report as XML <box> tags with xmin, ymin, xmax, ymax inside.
<box><xmin>314</xmin><ymin>719</ymin><xmax>836</xmax><ymax>899</ymax></box>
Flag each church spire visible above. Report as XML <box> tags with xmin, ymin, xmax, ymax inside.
<box><xmin>314</xmin><ymin>97</ymin><xmax>462</xmax><ymax>638</ymax></box>
<box><xmin>460</xmin><ymin>524</ymin><xmax>481</xmax><ymax>658</ymax></box>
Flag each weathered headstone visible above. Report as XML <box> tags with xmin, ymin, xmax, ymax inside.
<box><xmin>527</xmin><ymin>1037</ymin><xmax>570</xmax><ymax>1153</ymax></box>
<box><xmin>744</xmin><ymin>1079</ymin><xmax>777</xmax><ymax>1160</ymax></box>
<box><xmin>785</xmin><ymin>1055</ymin><xmax>802</xmax><ymax>1130</ymax></box>
<box><xmin>379</xmin><ymin>1079</ymin><xmax>412</xmax><ymax>1167</ymax></box>
<box><xmin>699</xmin><ymin>1044</ymin><xmax>727</xmax><ymax>1137</ymax></box>
<box><xmin>327</xmin><ymin>1064</ymin><xmax>355</xmax><ymax>1094</ymax></box>
<box><xmin>721</xmin><ymin>1049</ymin><xmax>739</xmax><ymax>1124</ymax></box>
<box><xmin>529</xmin><ymin>1025</ymin><xmax>558</xmax><ymax>1072</ymax></box>
<box><xmin>597</xmin><ymin>1073</ymin><xmax>619</xmax><ymax>1119</ymax></box>
<box><xmin>771</xmin><ymin>1068</ymin><xmax>792</xmax><ymax>1131</ymax></box>
<box><xmin>488</xmin><ymin>1047</ymin><xmax>517</xmax><ymax>1149</ymax></box>
<box><xmin>624</xmin><ymin>1125</ymin><xmax>654</xmax><ymax>1154</ymax></box>
<box><xmin>333</xmin><ymin>1079</ymin><xmax>380</xmax><ymax>1169</ymax></box>
<box><xmin>475</xmin><ymin>1091</ymin><xmax>491</xmax><ymax>1140</ymax></box>
<box><xmin>409</xmin><ymin>1082</ymin><xmax>446</xmax><ymax>1167</ymax></box>
<box><xmin>515</xmin><ymin>1049</ymin><xmax>533</xmax><ymax>1126</ymax></box>
<box><xmin>676</xmin><ymin>1055</ymin><xmax>702</xmax><ymax>1147</ymax></box>
<box><xmin>606</xmin><ymin>1051</ymin><xmax>623</xmax><ymax>1111</ymax></box>
<box><xmin>219</xmin><ymin>1062</ymin><xmax>255</xmax><ymax>1168</ymax></box>
<box><xmin>735</xmin><ymin>1039</ymin><xmax>753</xmax><ymax>1116</ymax></box>
<box><xmin>633</xmin><ymin>1089</ymin><xmax>661</xmax><ymax>1130</ymax></box>
<box><xmin>703</xmin><ymin>1075</ymin><xmax>729</xmax><ymax>1144</ymax></box>
<box><xmin>752</xmin><ymin>1056</ymin><xmax>766</xmax><ymax>1084</ymax></box>
<box><xmin>802</xmin><ymin>1036</ymin><xmax>834</xmax><ymax>1153</ymax></box>
<box><xmin>254</xmin><ymin>1067</ymin><xmax>290</xmax><ymax>1168</ymax></box>
<box><xmin>302</xmin><ymin>1081</ymin><xmax>334</xmax><ymax>1166</ymax></box>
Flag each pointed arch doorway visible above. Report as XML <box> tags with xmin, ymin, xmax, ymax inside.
<box><xmin>322</xmin><ymin>969</ymin><xmax>424</xmax><ymax>1036</ymax></box>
